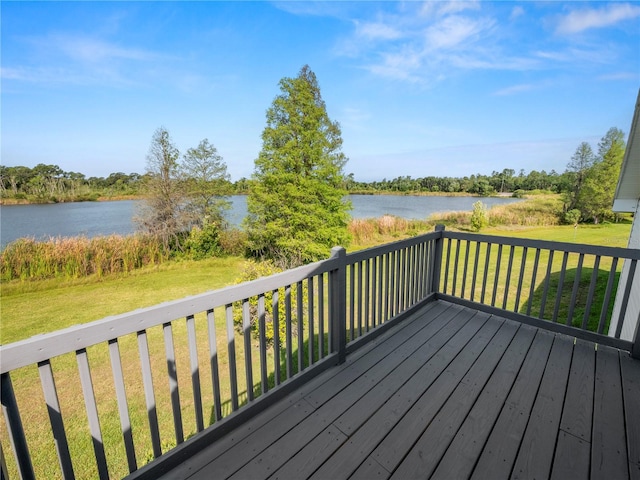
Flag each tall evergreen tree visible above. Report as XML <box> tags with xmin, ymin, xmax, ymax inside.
<box><xmin>246</xmin><ymin>65</ymin><xmax>351</xmax><ymax>267</ymax></box>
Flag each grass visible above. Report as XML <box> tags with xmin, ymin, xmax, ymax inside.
<box><xmin>0</xmin><ymin>201</ymin><xmax>633</xmax><ymax>479</ymax></box>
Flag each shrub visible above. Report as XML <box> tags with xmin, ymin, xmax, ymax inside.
<box><xmin>470</xmin><ymin>201</ymin><xmax>488</xmax><ymax>232</ymax></box>
<box><xmin>219</xmin><ymin>228</ymin><xmax>247</xmax><ymax>256</ymax></box>
<box><xmin>564</xmin><ymin>209</ymin><xmax>582</xmax><ymax>226</ymax></box>
<box><xmin>184</xmin><ymin>222</ymin><xmax>222</xmax><ymax>260</ymax></box>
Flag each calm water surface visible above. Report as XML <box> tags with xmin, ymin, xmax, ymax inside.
<box><xmin>0</xmin><ymin>195</ymin><xmax>522</xmax><ymax>247</ymax></box>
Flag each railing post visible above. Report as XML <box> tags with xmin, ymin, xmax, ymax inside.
<box><xmin>330</xmin><ymin>246</ymin><xmax>347</xmax><ymax>364</ymax></box>
<box><xmin>431</xmin><ymin>225</ymin><xmax>446</xmax><ymax>295</ymax></box>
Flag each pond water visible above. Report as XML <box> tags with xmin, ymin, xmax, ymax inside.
<box><xmin>0</xmin><ymin>194</ymin><xmax>522</xmax><ymax>247</ymax></box>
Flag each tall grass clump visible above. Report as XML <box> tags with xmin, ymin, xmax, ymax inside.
<box><xmin>349</xmin><ymin>215</ymin><xmax>432</xmax><ymax>245</ymax></box>
<box><xmin>0</xmin><ymin>234</ymin><xmax>168</xmax><ymax>281</ymax></box>
<box><xmin>430</xmin><ymin>195</ymin><xmax>564</xmax><ymax>230</ymax></box>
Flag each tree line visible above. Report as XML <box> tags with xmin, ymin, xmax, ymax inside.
<box><xmin>1</xmin><ymin>64</ymin><xmax>627</xmax><ymax>268</ymax></box>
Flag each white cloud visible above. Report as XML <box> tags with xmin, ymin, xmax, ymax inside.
<box><xmin>556</xmin><ymin>3</ymin><xmax>640</xmax><ymax>34</ymax></box>
<box><xmin>493</xmin><ymin>83</ymin><xmax>537</xmax><ymax>96</ymax></box>
<box><xmin>424</xmin><ymin>15</ymin><xmax>492</xmax><ymax>51</ymax></box>
<box><xmin>510</xmin><ymin>6</ymin><xmax>525</xmax><ymax>21</ymax></box>
<box><xmin>355</xmin><ymin>21</ymin><xmax>402</xmax><ymax>41</ymax></box>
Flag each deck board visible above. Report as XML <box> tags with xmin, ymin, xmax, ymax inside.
<box><xmin>153</xmin><ymin>299</ymin><xmax>640</xmax><ymax>480</ymax></box>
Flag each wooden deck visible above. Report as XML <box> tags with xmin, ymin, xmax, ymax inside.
<box><xmin>153</xmin><ymin>300</ymin><xmax>640</xmax><ymax>480</ymax></box>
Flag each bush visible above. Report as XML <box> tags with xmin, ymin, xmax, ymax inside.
<box><xmin>470</xmin><ymin>201</ymin><xmax>488</xmax><ymax>232</ymax></box>
<box><xmin>219</xmin><ymin>228</ymin><xmax>247</xmax><ymax>256</ymax></box>
<box><xmin>184</xmin><ymin>222</ymin><xmax>222</xmax><ymax>259</ymax></box>
<box><xmin>564</xmin><ymin>209</ymin><xmax>582</xmax><ymax>226</ymax></box>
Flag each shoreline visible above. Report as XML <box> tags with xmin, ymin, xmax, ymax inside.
<box><xmin>0</xmin><ymin>191</ymin><xmax>515</xmax><ymax>206</ymax></box>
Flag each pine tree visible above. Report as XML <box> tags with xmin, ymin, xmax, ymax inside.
<box><xmin>246</xmin><ymin>65</ymin><xmax>351</xmax><ymax>268</ymax></box>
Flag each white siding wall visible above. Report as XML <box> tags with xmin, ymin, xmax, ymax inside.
<box><xmin>609</xmin><ymin>198</ymin><xmax>640</xmax><ymax>341</ymax></box>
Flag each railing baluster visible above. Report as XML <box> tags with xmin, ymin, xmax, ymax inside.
<box><xmin>241</xmin><ymin>300</ymin><xmax>254</xmax><ymax>402</ymax></box>
<box><xmin>452</xmin><ymin>239</ymin><xmax>461</xmax><ymax>297</ymax></box>
<box><xmin>614</xmin><ymin>259</ymin><xmax>637</xmax><ymax>338</ymax></box>
<box><xmin>389</xmin><ymin>250</ymin><xmax>397</xmax><ymax>318</ymax></box>
<box><xmin>163</xmin><ymin>323</ymin><xmax>184</xmax><ymax>443</ymax></box>
<box><xmin>297</xmin><ymin>281</ymin><xmax>304</xmax><ymax>372</ymax></box>
<box><xmin>206</xmin><ymin>309</ymin><xmax>222</xmax><ymax>422</ymax></box>
<box><xmin>38</xmin><ymin>360</ymin><xmax>75</xmax><ymax>479</ymax></box>
<box><xmin>108</xmin><ymin>338</ymin><xmax>137</xmax><ymax>473</ymax></box>
<box><xmin>480</xmin><ymin>243</ymin><xmax>492</xmax><ymax>304</ymax></box>
<box><xmin>470</xmin><ymin>241</ymin><xmax>480</xmax><ymax>302</ymax></box>
<box><xmin>514</xmin><ymin>246</ymin><xmax>528</xmax><ymax>312</ymax></box>
<box><xmin>225</xmin><ymin>305</ymin><xmax>239</xmax><ymax>411</ymax></box>
<box><xmin>186</xmin><ymin>315</ymin><xmax>204</xmax><ymax>430</ymax></box>
<box><xmin>1</xmin><ymin>373</ymin><xmax>35</xmax><ymax>480</ymax></box>
<box><xmin>502</xmin><ymin>245</ymin><xmax>515</xmax><ymax>310</ymax></box>
<box><xmin>349</xmin><ymin>264</ymin><xmax>355</xmax><ymax>342</ymax></box>
<box><xmin>76</xmin><ymin>349</ymin><xmax>109</xmax><ymax>479</ymax></box>
<box><xmin>384</xmin><ymin>253</ymin><xmax>390</xmax><ymax>321</ymax></box>
<box><xmin>307</xmin><ymin>278</ymin><xmax>315</xmax><ymax>366</ymax></box>
<box><xmin>443</xmin><ymin>238</ymin><xmax>451</xmax><ymax>295</ymax></box>
<box><xmin>491</xmin><ymin>244</ymin><xmax>503</xmax><ymax>307</ymax></box>
<box><xmin>527</xmin><ymin>248</ymin><xmax>542</xmax><ymax>316</ymax></box>
<box><xmin>582</xmin><ymin>256</ymin><xmax>601</xmax><ymax>331</ymax></box>
<box><xmin>364</xmin><ymin>259</ymin><xmax>371</xmax><ymax>333</ymax></box>
<box><xmin>137</xmin><ymin>330</ymin><xmax>161</xmax><ymax>458</ymax></box>
<box><xmin>273</xmin><ymin>290</ymin><xmax>282</xmax><ymax>383</ymax></box>
<box><xmin>258</xmin><ymin>294</ymin><xmax>268</xmax><ymax>393</ymax></box>
<box><xmin>357</xmin><ymin>261</ymin><xmax>364</xmax><ymax>336</ymax></box>
<box><xmin>285</xmin><ymin>285</ymin><xmax>293</xmax><ymax>378</ymax></box>
<box><xmin>539</xmin><ymin>250</ymin><xmax>555</xmax><ymax>319</ymax></box>
<box><xmin>318</xmin><ymin>279</ymin><xmax>324</xmax><ymax>359</ymax></box>
<box><xmin>377</xmin><ymin>254</ymin><xmax>383</xmax><ymax>325</ymax></box>
<box><xmin>460</xmin><ymin>240</ymin><xmax>470</xmax><ymax>299</ymax></box>
<box><xmin>566</xmin><ymin>254</ymin><xmax>584</xmax><ymax>327</ymax></box>
<box><xmin>598</xmin><ymin>258</ymin><xmax>619</xmax><ymax>334</ymax></box>
<box><xmin>552</xmin><ymin>251</ymin><xmax>570</xmax><ymax>323</ymax></box>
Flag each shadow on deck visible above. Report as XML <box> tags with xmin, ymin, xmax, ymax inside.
<box><xmin>152</xmin><ymin>300</ymin><xmax>640</xmax><ymax>480</ymax></box>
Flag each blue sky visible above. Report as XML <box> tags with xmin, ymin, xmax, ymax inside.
<box><xmin>2</xmin><ymin>1</ymin><xmax>639</xmax><ymax>182</ymax></box>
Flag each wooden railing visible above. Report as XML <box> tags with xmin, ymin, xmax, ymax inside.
<box><xmin>437</xmin><ymin>230</ymin><xmax>640</xmax><ymax>354</ymax></box>
<box><xmin>0</xmin><ymin>234</ymin><xmax>440</xmax><ymax>480</ymax></box>
<box><xmin>1</xmin><ymin>227</ymin><xmax>638</xmax><ymax>479</ymax></box>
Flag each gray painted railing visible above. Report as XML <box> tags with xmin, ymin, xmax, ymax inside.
<box><xmin>0</xmin><ymin>233</ymin><xmax>439</xmax><ymax>480</ymax></box>
<box><xmin>1</xmin><ymin>227</ymin><xmax>638</xmax><ymax>479</ymax></box>
<box><xmin>437</xmin><ymin>230</ymin><xmax>640</xmax><ymax>354</ymax></box>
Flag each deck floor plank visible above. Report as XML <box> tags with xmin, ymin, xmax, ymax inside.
<box><xmin>150</xmin><ymin>300</ymin><xmax>639</xmax><ymax>480</ymax></box>
<box><xmin>470</xmin><ymin>329</ymin><xmax>555</xmax><ymax>480</ymax></box>
<box><xmin>620</xmin><ymin>352</ymin><xmax>640</xmax><ymax>478</ymax></box>
<box><xmin>430</xmin><ymin>323</ymin><xmax>539</xmax><ymax>479</ymax></box>
<box><xmin>310</xmin><ymin>310</ymin><xmax>492</xmax><ymax>479</ymax></box>
<box><xmin>510</xmin><ymin>334</ymin><xmax>574</xmax><ymax>480</ymax></box>
<box><xmin>373</xmin><ymin>315</ymin><xmax>505</xmax><ymax>473</ymax></box>
<box><xmin>392</xmin><ymin>321</ymin><xmax>534</xmax><ymax>479</ymax></box>
<box><xmin>592</xmin><ymin>346</ymin><xmax>629</xmax><ymax>480</ymax></box>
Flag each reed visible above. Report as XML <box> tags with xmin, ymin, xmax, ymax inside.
<box><xmin>0</xmin><ymin>234</ymin><xmax>168</xmax><ymax>281</ymax></box>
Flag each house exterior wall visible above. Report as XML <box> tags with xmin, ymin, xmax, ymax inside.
<box><xmin>609</xmin><ymin>198</ymin><xmax>640</xmax><ymax>341</ymax></box>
